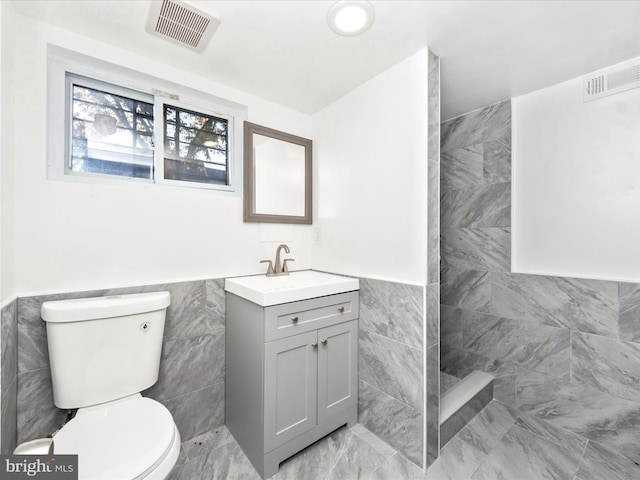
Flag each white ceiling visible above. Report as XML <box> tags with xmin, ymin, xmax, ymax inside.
<box><xmin>10</xmin><ymin>0</ymin><xmax>640</xmax><ymax>120</ymax></box>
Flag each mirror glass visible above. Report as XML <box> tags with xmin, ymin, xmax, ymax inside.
<box><xmin>253</xmin><ymin>134</ymin><xmax>305</xmax><ymax>216</ymax></box>
<box><xmin>244</xmin><ymin>122</ymin><xmax>312</xmax><ymax>224</ymax></box>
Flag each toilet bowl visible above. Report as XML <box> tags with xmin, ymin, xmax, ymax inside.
<box><xmin>52</xmin><ymin>395</ymin><xmax>180</xmax><ymax>480</ymax></box>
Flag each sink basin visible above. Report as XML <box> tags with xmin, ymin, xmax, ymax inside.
<box><xmin>225</xmin><ymin>270</ymin><xmax>359</xmax><ymax>306</ymax></box>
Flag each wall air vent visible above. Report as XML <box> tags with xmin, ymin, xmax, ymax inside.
<box><xmin>146</xmin><ymin>0</ymin><xmax>220</xmax><ymax>53</ymax></box>
<box><xmin>583</xmin><ymin>63</ymin><xmax>640</xmax><ymax>102</ymax></box>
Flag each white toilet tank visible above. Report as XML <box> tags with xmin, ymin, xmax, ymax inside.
<box><xmin>41</xmin><ymin>291</ymin><xmax>170</xmax><ymax>409</ymax></box>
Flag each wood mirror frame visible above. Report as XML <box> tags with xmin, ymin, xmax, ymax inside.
<box><xmin>243</xmin><ymin>121</ymin><xmax>312</xmax><ymax>224</ymax></box>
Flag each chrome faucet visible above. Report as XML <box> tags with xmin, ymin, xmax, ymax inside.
<box><xmin>260</xmin><ymin>244</ymin><xmax>294</xmax><ymax>277</ymax></box>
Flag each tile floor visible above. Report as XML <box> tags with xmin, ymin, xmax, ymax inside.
<box><xmin>169</xmin><ymin>400</ymin><xmax>640</xmax><ymax>480</ymax></box>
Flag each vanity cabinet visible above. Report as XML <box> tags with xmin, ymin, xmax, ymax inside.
<box><xmin>226</xmin><ymin>290</ymin><xmax>359</xmax><ymax>479</ymax></box>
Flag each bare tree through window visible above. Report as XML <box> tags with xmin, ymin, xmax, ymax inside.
<box><xmin>164</xmin><ymin>105</ymin><xmax>229</xmax><ymax>185</ymax></box>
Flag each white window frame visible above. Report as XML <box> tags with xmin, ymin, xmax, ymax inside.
<box><xmin>48</xmin><ymin>46</ymin><xmax>246</xmax><ymax>194</ymax></box>
<box><xmin>153</xmin><ymin>95</ymin><xmax>236</xmax><ymax>192</ymax></box>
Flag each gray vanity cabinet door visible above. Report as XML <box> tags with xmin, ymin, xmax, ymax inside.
<box><xmin>317</xmin><ymin>320</ymin><xmax>358</xmax><ymax>424</ymax></box>
<box><xmin>264</xmin><ymin>330</ymin><xmax>318</xmax><ymax>453</ymax></box>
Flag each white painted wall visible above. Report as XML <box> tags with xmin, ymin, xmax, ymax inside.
<box><xmin>1</xmin><ymin>1</ymin><xmax>16</xmax><ymax>301</ymax></box>
<box><xmin>11</xmin><ymin>13</ymin><xmax>313</xmax><ymax>296</ymax></box>
<box><xmin>513</xmin><ymin>56</ymin><xmax>640</xmax><ymax>283</ymax></box>
<box><xmin>0</xmin><ymin>0</ymin><xmax>4</xmax><ymax>303</ymax></box>
<box><xmin>0</xmin><ymin>0</ymin><xmax>4</xmax><ymax>426</ymax></box>
<box><xmin>312</xmin><ymin>49</ymin><xmax>429</xmax><ymax>285</ymax></box>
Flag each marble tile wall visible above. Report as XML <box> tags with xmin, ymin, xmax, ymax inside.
<box><xmin>440</xmin><ymin>99</ymin><xmax>640</xmax><ymax>464</ymax></box>
<box><xmin>425</xmin><ymin>49</ymin><xmax>440</xmax><ymax>469</ymax></box>
<box><xmin>358</xmin><ymin>278</ymin><xmax>424</xmax><ymax>467</ymax></box>
<box><xmin>15</xmin><ymin>279</ymin><xmax>226</xmax><ymax>445</ymax></box>
<box><xmin>1</xmin><ymin>299</ymin><xmax>18</xmax><ymax>454</ymax></box>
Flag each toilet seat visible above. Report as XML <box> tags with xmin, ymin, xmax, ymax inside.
<box><xmin>53</xmin><ymin>394</ymin><xmax>179</xmax><ymax>480</ymax></box>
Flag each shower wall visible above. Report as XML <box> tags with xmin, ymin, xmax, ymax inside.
<box><xmin>439</xmin><ymin>100</ymin><xmax>515</xmax><ymax>403</ymax></box>
<box><xmin>439</xmin><ymin>99</ymin><xmax>640</xmax><ymax>463</ymax></box>
<box><xmin>425</xmin><ymin>49</ymin><xmax>440</xmax><ymax>468</ymax></box>
<box><xmin>358</xmin><ymin>49</ymin><xmax>440</xmax><ymax>470</ymax></box>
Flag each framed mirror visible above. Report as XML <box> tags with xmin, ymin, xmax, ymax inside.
<box><xmin>243</xmin><ymin>121</ymin><xmax>312</xmax><ymax>224</ymax></box>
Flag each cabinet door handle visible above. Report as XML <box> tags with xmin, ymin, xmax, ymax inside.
<box><xmin>291</xmin><ymin>316</ymin><xmax>299</xmax><ymax>323</ymax></box>
<box><xmin>338</xmin><ymin>306</ymin><xmax>345</xmax><ymax>313</ymax></box>
<box><xmin>311</xmin><ymin>342</ymin><xmax>318</xmax><ymax>348</ymax></box>
<box><xmin>321</xmin><ymin>338</ymin><xmax>327</xmax><ymax>345</ymax></box>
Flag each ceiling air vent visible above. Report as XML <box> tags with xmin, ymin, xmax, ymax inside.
<box><xmin>583</xmin><ymin>63</ymin><xmax>640</xmax><ymax>102</ymax></box>
<box><xmin>146</xmin><ymin>0</ymin><xmax>220</xmax><ymax>53</ymax></box>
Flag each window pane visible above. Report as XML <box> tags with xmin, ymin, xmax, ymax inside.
<box><xmin>136</xmin><ymin>116</ymin><xmax>154</xmax><ymax>134</ymax></box>
<box><xmin>136</xmin><ymin>134</ymin><xmax>154</xmax><ymax>150</ymax></box>
<box><xmin>163</xmin><ymin>104</ymin><xmax>229</xmax><ymax>185</ymax></box>
<box><xmin>136</xmin><ymin>103</ymin><xmax>154</xmax><ymax>116</ymax></box>
<box><xmin>165</xmin><ymin>107</ymin><xmax>176</xmax><ymax>124</ymax></box>
<box><xmin>166</xmin><ymin>138</ymin><xmax>177</xmax><ymax>155</ymax></box>
<box><xmin>178</xmin><ymin>127</ymin><xmax>196</xmax><ymax>144</ymax></box>
<box><xmin>213</xmin><ymin>121</ymin><xmax>227</xmax><ymax>135</ymax></box>
<box><xmin>70</xmin><ymin>83</ymin><xmax>154</xmax><ymax>180</ymax></box>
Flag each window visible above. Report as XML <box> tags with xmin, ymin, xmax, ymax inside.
<box><xmin>69</xmin><ymin>78</ymin><xmax>155</xmax><ymax>180</ymax></box>
<box><xmin>163</xmin><ymin>105</ymin><xmax>229</xmax><ymax>185</ymax></box>
<box><xmin>49</xmin><ymin>47</ymin><xmax>245</xmax><ymax>192</ymax></box>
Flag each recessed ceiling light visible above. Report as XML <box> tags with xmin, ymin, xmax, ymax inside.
<box><xmin>327</xmin><ymin>1</ymin><xmax>375</xmax><ymax>37</ymax></box>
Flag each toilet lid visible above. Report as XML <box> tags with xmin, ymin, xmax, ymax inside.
<box><xmin>53</xmin><ymin>396</ymin><xmax>176</xmax><ymax>480</ymax></box>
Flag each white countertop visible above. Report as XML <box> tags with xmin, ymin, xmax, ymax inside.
<box><xmin>225</xmin><ymin>270</ymin><xmax>359</xmax><ymax>306</ymax></box>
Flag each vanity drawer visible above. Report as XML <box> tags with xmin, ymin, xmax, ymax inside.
<box><xmin>264</xmin><ymin>291</ymin><xmax>359</xmax><ymax>341</ymax></box>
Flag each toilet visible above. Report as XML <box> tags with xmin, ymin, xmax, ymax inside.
<box><xmin>38</xmin><ymin>291</ymin><xmax>180</xmax><ymax>480</ymax></box>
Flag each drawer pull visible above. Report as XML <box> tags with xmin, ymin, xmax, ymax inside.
<box><xmin>321</xmin><ymin>338</ymin><xmax>327</xmax><ymax>345</ymax></box>
<box><xmin>291</xmin><ymin>316</ymin><xmax>299</xmax><ymax>323</ymax></box>
<box><xmin>311</xmin><ymin>341</ymin><xmax>318</xmax><ymax>348</ymax></box>
<box><xmin>338</xmin><ymin>306</ymin><xmax>345</xmax><ymax>313</ymax></box>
